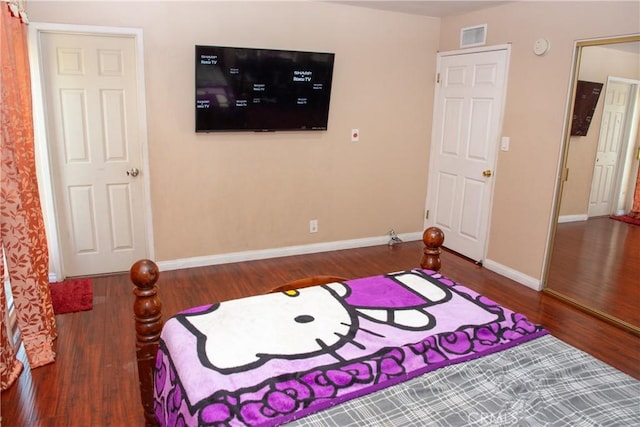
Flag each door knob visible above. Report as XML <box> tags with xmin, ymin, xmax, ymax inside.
<box><xmin>127</xmin><ymin>168</ymin><xmax>140</xmax><ymax>177</ymax></box>
<box><xmin>482</xmin><ymin>170</ymin><xmax>492</xmax><ymax>177</ymax></box>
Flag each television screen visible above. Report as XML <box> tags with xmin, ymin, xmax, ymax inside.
<box><xmin>195</xmin><ymin>45</ymin><xmax>335</xmax><ymax>132</ymax></box>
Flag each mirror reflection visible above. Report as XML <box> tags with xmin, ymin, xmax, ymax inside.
<box><xmin>545</xmin><ymin>36</ymin><xmax>640</xmax><ymax>334</ymax></box>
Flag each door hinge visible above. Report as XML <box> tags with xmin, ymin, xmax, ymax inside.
<box><xmin>436</xmin><ymin>73</ymin><xmax>440</xmax><ymax>84</ymax></box>
<box><xmin>425</xmin><ymin>210</ymin><xmax>430</xmax><ymax>220</ymax></box>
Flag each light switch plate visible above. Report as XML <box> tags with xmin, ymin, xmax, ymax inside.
<box><xmin>501</xmin><ymin>136</ymin><xmax>510</xmax><ymax>151</ymax></box>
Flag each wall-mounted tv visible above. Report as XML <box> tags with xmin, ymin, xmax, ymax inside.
<box><xmin>195</xmin><ymin>45</ymin><xmax>335</xmax><ymax>132</ymax></box>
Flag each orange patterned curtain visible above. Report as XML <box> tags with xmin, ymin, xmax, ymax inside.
<box><xmin>1</xmin><ymin>0</ymin><xmax>57</xmax><ymax>391</ymax></box>
<box><xmin>631</xmin><ymin>165</ymin><xmax>640</xmax><ymax>218</ymax></box>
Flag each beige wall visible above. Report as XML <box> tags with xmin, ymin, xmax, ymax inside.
<box><xmin>27</xmin><ymin>1</ymin><xmax>640</xmax><ymax>283</ymax></box>
<box><xmin>28</xmin><ymin>1</ymin><xmax>439</xmax><ymax>261</ymax></box>
<box><xmin>560</xmin><ymin>45</ymin><xmax>640</xmax><ymax>217</ymax></box>
<box><xmin>439</xmin><ymin>1</ymin><xmax>640</xmax><ymax>280</ymax></box>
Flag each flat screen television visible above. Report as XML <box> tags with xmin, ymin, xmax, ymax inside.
<box><xmin>195</xmin><ymin>45</ymin><xmax>335</xmax><ymax>132</ymax></box>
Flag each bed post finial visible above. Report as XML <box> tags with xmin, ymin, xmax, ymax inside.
<box><xmin>131</xmin><ymin>259</ymin><xmax>162</xmax><ymax>426</ymax></box>
<box><xmin>421</xmin><ymin>227</ymin><xmax>445</xmax><ymax>272</ymax></box>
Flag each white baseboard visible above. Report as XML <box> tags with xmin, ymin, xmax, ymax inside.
<box><xmin>557</xmin><ymin>214</ymin><xmax>588</xmax><ymax>223</ymax></box>
<box><xmin>157</xmin><ymin>231</ymin><xmax>423</xmax><ymax>272</ymax></box>
<box><xmin>482</xmin><ymin>258</ymin><xmax>542</xmax><ymax>291</ymax></box>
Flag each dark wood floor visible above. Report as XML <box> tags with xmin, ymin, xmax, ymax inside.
<box><xmin>2</xmin><ymin>239</ymin><xmax>639</xmax><ymax>426</ymax></box>
<box><xmin>546</xmin><ymin>216</ymin><xmax>639</xmax><ymax>326</ymax></box>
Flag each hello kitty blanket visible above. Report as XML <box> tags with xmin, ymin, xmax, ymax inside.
<box><xmin>153</xmin><ymin>269</ymin><xmax>547</xmax><ymax>426</ymax></box>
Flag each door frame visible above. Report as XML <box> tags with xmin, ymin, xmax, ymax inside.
<box><xmin>28</xmin><ymin>22</ymin><xmax>155</xmax><ymax>281</ymax></box>
<box><xmin>424</xmin><ymin>44</ymin><xmax>511</xmax><ymax>263</ymax></box>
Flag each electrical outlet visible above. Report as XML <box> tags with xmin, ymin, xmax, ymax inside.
<box><xmin>309</xmin><ymin>219</ymin><xmax>318</xmax><ymax>233</ymax></box>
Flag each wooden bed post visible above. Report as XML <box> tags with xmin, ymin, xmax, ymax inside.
<box><xmin>421</xmin><ymin>227</ymin><xmax>445</xmax><ymax>272</ymax></box>
<box><xmin>131</xmin><ymin>259</ymin><xmax>162</xmax><ymax>427</ymax></box>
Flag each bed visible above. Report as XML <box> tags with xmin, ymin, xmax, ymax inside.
<box><xmin>130</xmin><ymin>228</ymin><xmax>640</xmax><ymax>426</ymax></box>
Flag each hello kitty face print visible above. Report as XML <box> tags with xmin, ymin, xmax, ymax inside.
<box><xmin>177</xmin><ymin>270</ymin><xmax>467</xmax><ymax>374</ymax></box>
<box><xmin>181</xmin><ymin>282</ymin><xmax>354</xmax><ymax>372</ymax></box>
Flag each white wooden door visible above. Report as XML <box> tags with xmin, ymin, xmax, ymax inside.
<box><xmin>39</xmin><ymin>32</ymin><xmax>147</xmax><ymax>277</ymax></box>
<box><xmin>425</xmin><ymin>48</ymin><xmax>509</xmax><ymax>262</ymax></box>
<box><xmin>588</xmin><ymin>80</ymin><xmax>632</xmax><ymax>217</ymax></box>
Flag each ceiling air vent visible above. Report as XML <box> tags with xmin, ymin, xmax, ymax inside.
<box><xmin>460</xmin><ymin>24</ymin><xmax>487</xmax><ymax>48</ymax></box>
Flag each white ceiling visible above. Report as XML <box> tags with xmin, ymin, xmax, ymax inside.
<box><xmin>330</xmin><ymin>1</ymin><xmax>510</xmax><ymax>17</ymax></box>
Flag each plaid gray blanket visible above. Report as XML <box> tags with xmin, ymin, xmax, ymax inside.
<box><xmin>289</xmin><ymin>334</ymin><xmax>639</xmax><ymax>426</ymax></box>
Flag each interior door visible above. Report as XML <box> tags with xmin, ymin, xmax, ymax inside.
<box><xmin>425</xmin><ymin>48</ymin><xmax>509</xmax><ymax>262</ymax></box>
<box><xmin>39</xmin><ymin>32</ymin><xmax>147</xmax><ymax>277</ymax></box>
<box><xmin>588</xmin><ymin>80</ymin><xmax>632</xmax><ymax>217</ymax></box>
